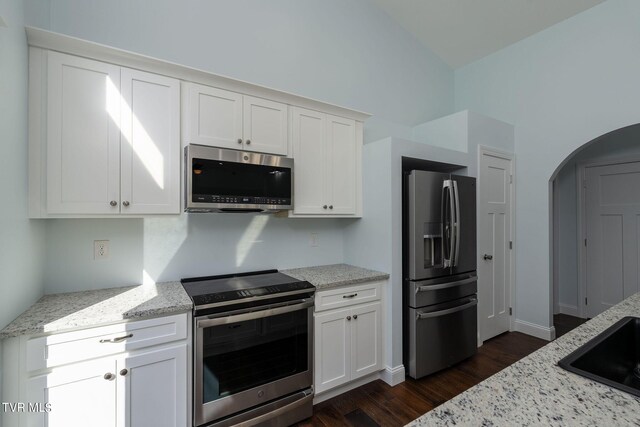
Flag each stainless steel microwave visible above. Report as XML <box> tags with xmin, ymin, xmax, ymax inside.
<box><xmin>184</xmin><ymin>144</ymin><xmax>293</xmax><ymax>213</ymax></box>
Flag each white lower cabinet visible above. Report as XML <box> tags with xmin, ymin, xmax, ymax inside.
<box><xmin>5</xmin><ymin>313</ymin><xmax>189</xmax><ymax>427</ymax></box>
<box><xmin>314</xmin><ymin>282</ymin><xmax>383</xmax><ymax>395</ymax></box>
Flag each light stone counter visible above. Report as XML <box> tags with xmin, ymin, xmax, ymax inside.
<box><xmin>0</xmin><ymin>282</ymin><xmax>192</xmax><ymax>339</ymax></box>
<box><xmin>408</xmin><ymin>292</ymin><xmax>640</xmax><ymax>426</ymax></box>
<box><xmin>282</xmin><ymin>264</ymin><xmax>389</xmax><ymax>290</ymax></box>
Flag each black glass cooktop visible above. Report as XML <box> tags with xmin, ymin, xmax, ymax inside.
<box><xmin>181</xmin><ymin>269</ymin><xmax>315</xmax><ymax>308</ymax></box>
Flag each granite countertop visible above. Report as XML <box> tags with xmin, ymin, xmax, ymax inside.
<box><xmin>0</xmin><ymin>282</ymin><xmax>192</xmax><ymax>339</ymax></box>
<box><xmin>408</xmin><ymin>293</ymin><xmax>640</xmax><ymax>427</ymax></box>
<box><xmin>282</xmin><ymin>264</ymin><xmax>389</xmax><ymax>290</ymax></box>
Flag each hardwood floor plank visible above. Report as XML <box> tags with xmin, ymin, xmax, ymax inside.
<box><xmin>294</xmin><ymin>331</ymin><xmax>546</xmax><ymax>427</ymax></box>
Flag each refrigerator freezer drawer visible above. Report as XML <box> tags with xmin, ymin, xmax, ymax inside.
<box><xmin>407</xmin><ymin>273</ymin><xmax>477</xmax><ymax>308</ymax></box>
<box><xmin>407</xmin><ymin>296</ymin><xmax>478</xmax><ymax>379</ymax></box>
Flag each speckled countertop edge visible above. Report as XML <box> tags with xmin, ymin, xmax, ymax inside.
<box><xmin>407</xmin><ymin>292</ymin><xmax>640</xmax><ymax>426</ymax></box>
<box><xmin>0</xmin><ymin>281</ymin><xmax>192</xmax><ymax>339</ymax></box>
<box><xmin>282</xmin><ymin>264</ymin><xmax>389</xmax><ymax>290</ymax></box>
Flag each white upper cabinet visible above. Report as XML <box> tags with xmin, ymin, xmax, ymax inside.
<box><xmin>183</xmin><ymin>83</ymin><xmax>288</xmax><ymax>155</ymax></box>
<box><xmin>290</xmin><ymin>107</ymin><xmax>362</xmax><ymax>217</ymax></box>
<box><xmin>33</xmin><ymin>50</ymin><xmax>180</xmax><ymax>217</ymax></box>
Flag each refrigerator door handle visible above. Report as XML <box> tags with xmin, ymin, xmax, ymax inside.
<box><xmin>442</xmin><ymin>180</ymin><xmax>455</xmax><ymax>268</ymax></box>
<box><xmin>414</xmin><ymin>276</ymin><xmax>477</xmax><ymax>294</ymax></box>
<box><xmin>452</xmin><ymin>180</ymin><xmax>461</xmax><ymax>267</ymax></box>
<box><xmin>416</xmin><ymin>298</ymin><xmax>478</xmax><ymax>320</ymax></box>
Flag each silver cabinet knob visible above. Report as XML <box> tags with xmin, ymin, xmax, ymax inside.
<box><xmin>353</xmin><ymin>315</ymin><xmax>358</xmax><ymax>320</ymax></box>
<box><xmin>110</xmin><ymin>201</ymin><xmax>117</xmax><ymax>207</ymax></box>
<box><xmin>122</xmin><ymin>201</ymin><xmax>130</xmax><ymax>207</ymax></box>
<box><xmin>346</xmin><ymin>316</ymin><xmax>351</xmax><ymax>321</ymax></box>
<box><xmin>483</xmin><ymin>254</ymin><xmax>493</xmax><ymax>260</ymax></box>
<box><xmin>104</xmin><ymin>373</ymin><xmax>115</xmax><ymax>381</ymax></box>
<box><xmin>120</xmin><ymin>369</ymin><xmax>128</xmax><ymax>376</ymax></box>
<box><xmin>323</xmin><ymin>205</ymin><xmax>328</xmax><ymax>209</ymax></box>
<box><xmin>329</xmin><ymin>205</ymin><xmax>334</xmax><ymax>210</ymax></box>
<box><xmin>246</xmin><ymin>139</ymin><xmax>251</xmax><ymax>145</ymax></box>
<box><xmin>237</xmin><ymin>138</ymin><xmax>243</xmax><ymax>144</ymax></box>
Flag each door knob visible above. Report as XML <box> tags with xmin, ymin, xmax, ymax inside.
<box><xmin>246</xmin><ymin>139</ymin><xmax>251</xmax><ymax>145</ymax></box>
<box><xmin>110</xmin><ymin>200</ymin><xmax>117</xmax><ymax>207</ymax></box>
<box><xmin>122</xmin><ymin>201</ymin><xmax>130</xmax><ymax>207</ymax></box>
<box><xmin>346</xmin><ymin>316</ymin><xmax>351</xmax><ymax>321</ymax></box>
<box><xmin>323</xmin><ymin>205</ymin><xmax>328</xmax><ymax>209</ymax></box>
<box><xmin>237</xmin><ymin>138</ymin><xmax>243</xmax><ymax>144</ymax></box>
<box><xmin>353</xmin><ymin>315</ymin><xmax>358</xmax><ymax>320</ymax></box>
<box><xmin>329</xmin><ymin>205</ymin><xmax>333</xmax><ymax>210</ymax></box>
<box><xmin>120</xmin><ymin>369</ymin><xmax>128</xmax><ymax>376</ymax></box>
<box><xmin>483</xmin><ymin>254</ymin><xmax>493</xmax><ymax>260</ymax></box>
<box><xmin>104</xmin><ymin>373</ymin><xmax>115</xmax><ymax>381</ymax></box>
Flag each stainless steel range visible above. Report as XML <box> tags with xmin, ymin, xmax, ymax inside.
<box><xmin>181</xmin><ymin>270</ymin><xmax>315</xmax><ymax>427</ymax></box>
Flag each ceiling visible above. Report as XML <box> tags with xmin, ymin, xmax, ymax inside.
<box><xmin>370</xmin><ymin>0</ymin><xmax>605</xmax><ymax>68</ymax></box>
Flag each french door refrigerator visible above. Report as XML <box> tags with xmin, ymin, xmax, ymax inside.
<box><xmin>404</xmin><ymin>170</ymin><xmax>478</xmax><ymax>379</ymax></box>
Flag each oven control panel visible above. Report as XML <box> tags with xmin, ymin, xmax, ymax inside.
<box><xmin>191</xmin><ymin>281</ymin><xmax>315</xmax><ymax>307</ymax></box>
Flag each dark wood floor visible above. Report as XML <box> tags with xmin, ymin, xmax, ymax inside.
<box><xmin>295</xmin><ymin>332</ymin><xmax>546</xmax><ymax>427</ymax></box>
<box><xmin>553</xmin><ymin>313</ymin><xmax>588</xmax><ymax>338</ymax></box>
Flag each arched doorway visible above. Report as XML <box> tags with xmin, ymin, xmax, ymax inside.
<box><xmin>550</xmin><ymin>124</ymin><xmax>640</xmax><ymax>337</ymax></box>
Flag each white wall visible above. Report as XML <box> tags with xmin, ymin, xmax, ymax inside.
<box><xmin>0</xmin><ymin>0</ymin><xmax>46</xmax><ymax>415</ymax></box>
<box><xmin>21</xmin><ymin>0</ymin><xmax>456</xmax><ymax>293</ymax></box>
<box><xmin>454</xmin><ymin>0</ymin><xmax>640</xmax><ymax>329</ymax></box>
<box><xmin>555</xmin><ymin>124</ymin><xmax>640</xmax><ymax>314</ymax></box>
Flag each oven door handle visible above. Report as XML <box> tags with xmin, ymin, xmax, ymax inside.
<box><xmin>196</xmin><ymin>300</ymin><xmax>314</xmax><ymax>328</ymax></box>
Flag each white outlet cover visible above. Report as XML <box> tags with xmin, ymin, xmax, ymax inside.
<box><xmin>309</xmin><ymin>233</ymin><xmax>319</xmax><ymax>247</ymax></box>
<box><xmin>94</xmin><ymin>240</ymin><xmax>109</xmax><ymax>260</ymax></box>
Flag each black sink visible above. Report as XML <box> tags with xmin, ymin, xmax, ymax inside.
<box><xmin>558</xmin><ymin>316</ymin><xmax>640</xmax><ymax>397</ymax></box>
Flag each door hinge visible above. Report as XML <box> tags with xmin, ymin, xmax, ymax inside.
<box><xmin>509</xmin><ymin>241</ymin><xmax>513</xmax><ymax>250</ymax></box>
<box><xmin>510</xmin><ymin>175</ymin><xmax>513</xmax><ymax>184</ymax></box>
<box><xmin>509</xmin><ymin>307</ymin><xmax>512</xmax><ymax>316</ymax></box>
<box><xmin>584</xmin><ymin>238</ymin><xmax>587</xmax><ymax>246</ymax></box>
<box><xmin>585</xmin><ymin>297</ymin><xmax>588</xmax><ymax>305</ymax></box>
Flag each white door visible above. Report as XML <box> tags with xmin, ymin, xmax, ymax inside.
<box><xmin>478</xmin><ymin>149</ymin><xmax>513</xmax><ymax>341</ymax></box>
<box><xmin>350</xmin><ymin>302</ymin><xmax>382</xmax><ymax>379</ymax></box>
<box><xmin>585</xmin><ymin>161</ymin><xmax>640</xmax><ymax>317</ymax></box>
<box><xmin>46</xmin><ymin>51</ymin><xmax>121</xmax><ymax>214</ymax></box>
<box><xmin>26</xmin><ymin>359</ymin><xmax>118</xmax><ymax>427</ymax></box>
<box><xmin>184</xmin><ymin>83</ymin><xmax>243</xmax><ymax>149</ymax></box>
<box><xmin>119</xmin><ymin>345</ymin><xmax>188</xmax><ymax>427</ymax></box>
<box><xmin>326</xmin><ymin>114</ymin><xmax>357</xmax><ymax>215</ymax></box>
<box><xmin>314</xmin><ymin>308</ymin><xmax>350</xmax><ymax>393</ymax></box>
<box><xmin>120</xmin><ymin>68</ymin><xmax>180</xmax><ymax>214</ymax></box>
<box><xmin>242</xmin><ymin>95</ymin><xmax>288</xmax><ymax>155</ymax></box>
<box><xmin>291</xmin><ymin>107</ymin><xmax>327</xmax><ymax>214</ymax></box>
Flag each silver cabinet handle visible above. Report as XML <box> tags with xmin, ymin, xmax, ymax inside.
<box><xmin>104</xmin><ymin>373</ymin><xmax>115</xmax><ymax>381</ymax></box>
<box><xmin>122</xmin><ymin>201</ymin><xmax>130</xmax><ymax>207</ymax></box>
<box><xmin>99</xmin><ymin>333</ymin><xmax>133</xmax><ymax>343</ymax></box>
<box><xmin>346</xmin><ymin>316</ymin><xmax>351</xmax><ymax>321</ymax></box>
<box><xmin>110</xmin><ymin>200</ymin><xmax>118</xmax><ymax>207</ymax></box>
<box><xmin>342</xmin><ymin>293</ymin><xmax>358</xmax><ymax>299</ymax></box>
<box><xmin>237</xmin><ymin>138</ymin><xmax>243</xmax><ymax>144</ymax></box>
<box><xmin>483</xmin><ymin>254</ymin><xmax>493</xmax><ymax>260</ymax></box>
<box><xmin>416</xmin><ymin>298</ymin><xmax>478</xmax><ymax>320</ymax></box>
<box><xmin>120</xmin><ymin>369</ymin><xmax>128</xmax><ymax>376</ymax></box>
<box><xmin>353</xmin><ymin>314</ymin><xmax>358</xmax><ymax>320</ymax></box>
<box><xmin>246</xmin><ymin>139</ymin><xmax>251</xmax><ymax>145</ymax></box>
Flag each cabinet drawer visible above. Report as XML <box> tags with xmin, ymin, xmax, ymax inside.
<box><xmin>315</xmin><ymin>282</ymin><xmax>382</xmax><ymax>312</ymax></box>
<box><xmin>26</xmin><ymin>313</ymin><xmax>188</xmax><ymax>372</ymax></box>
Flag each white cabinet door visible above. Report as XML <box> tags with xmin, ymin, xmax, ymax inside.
<box><xmin>291</xmin><ymin>107</ymin><xmax>327</xmax><ymax>214</ymax></box>
<box><xmin>314</xmin><ymin>308</ymin><xmax>351</xmax><ymax>394</ymax></box>
<box><xmin>46</xmin><ymin>51</ymin><xmax>121</xmax><ymax>214</ymax></box>
<box><xmin>26</xmin><ymin>358</ymin><xmax>118</xmax><ymax>427</ymax></box>
<box><xmin>351</xmin><ymin>302</ymin><xmax>382</xmax><ymax>379</ymax></box>
<box><xmin>184</xmin><ymin>83</ymin><xmax>243</xmax><ymax>149</ymax></box>
<box><xmin>120</xmin><ymin>69</ymin><xmax>180</xmax><ymax>214</ymax></box>
<box><xmin>243</xmin><ymin>95</ymin><xmax>288</xmax><ymax>155</ymax></box>
<box><xmin>119</xmin><ymin>345</ymin><xmax>188</xmax><ymax>427</ymax></box>
<box><xmin>326</xmin><ymin>114</ymin><xmax>357</xmax><ymax>215</ymax></box>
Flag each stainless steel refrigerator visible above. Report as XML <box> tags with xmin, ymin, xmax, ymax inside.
<box><xmin>403</xmin><ymin>170</ymin><xmax>478</xmax><ymax>379</ymax></box>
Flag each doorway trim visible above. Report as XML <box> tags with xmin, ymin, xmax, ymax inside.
<box><xmin>477</xmin><ymin>145</ymin><xmax>516</xmax><ymax>342</ymax></box>
<box><xmin>576</xmin><ymin>153</ymin><xmax>640</xmax><ymax>319</ymax></box>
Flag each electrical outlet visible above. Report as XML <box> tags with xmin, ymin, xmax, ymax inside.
<box><xmin>94</xmin><ymin>240</ymin><xmax>109</xmax><ymax>260</ymax></box>
<box><xmin>309</xmin><ymin>233</ymin><xmax>319</xmax><ymax>247</ymax></box>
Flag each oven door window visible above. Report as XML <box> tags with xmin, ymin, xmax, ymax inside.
<box><xmin>201</xmin><ymin>308</ymin><xmax>308</xmax><ymax>403</ymax></box>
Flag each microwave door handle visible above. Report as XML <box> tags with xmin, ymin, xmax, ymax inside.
<box><xmin>452</xmin><ymin>180</ymin><xmax>460</xmax><ymax>267</ymax></box>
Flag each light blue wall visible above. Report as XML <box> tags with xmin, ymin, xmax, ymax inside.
<box><xmin>0</xmin><ymin>0</ymin><xmax>46</xmax><ymax>411</ymax></box>
<box><xmin>25</xmin><ymin>0</ymin><xmax>455</xmax><ymax>292</ymax></box>
<box><xmin>455</xmin><ymin>0</ymin><xmax>640</xmax><ymax>328</ymax></box>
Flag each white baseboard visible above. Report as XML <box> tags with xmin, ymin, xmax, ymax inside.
<box><xmin>514</xmin><ymin>319</ymin><xmax>555</xmax><ymax>341</ymax></box>
<box><xmin>380</xmin><ymin>365</ymin><xmax>405</xmax><ymax>386</ymax></box>
<box><xmin>558</xmin><ymin>303</ymin><xmax>579</xmax><ymax>317</ymax></box>
<box><xmin>313</xmin><ymin>372</ymin><xmax>380</xmax><ymax>404</ymax></box>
